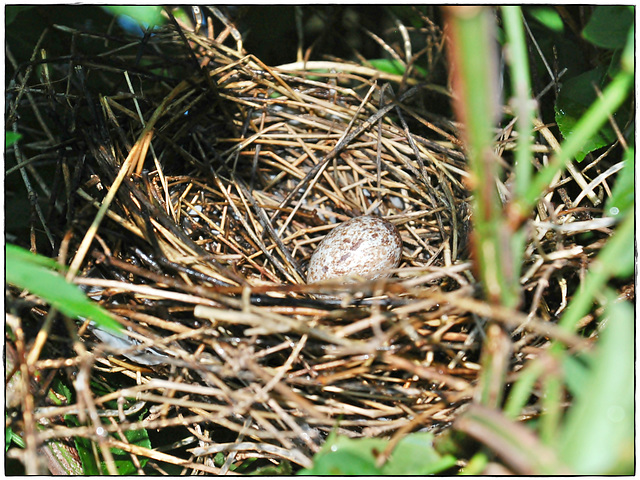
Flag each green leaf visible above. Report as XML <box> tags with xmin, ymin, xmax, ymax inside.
<box><xmin>6</xmin><ymin>244</ymin><xmax>122</xmax><ymax>332</ymax></box>
<box><xmin>249</xmin><ymin>460</ymin><xmax>292</xmax><ymax>475</ymax></box>
<box><xmin>74</xmin><ymin>435</ymin><xmax>101</xmax><ymax>475</ymax></box>
<box><xmin>382</xmin><ymin>432</ymin><xmax>457</xmax><ymax>475</ymax></box>
<box><xmin>604</xmin><ymin>148</ymin><xmax>634</xmax><ymax>218</ymax></box>
<box><xmin>528</xmin><ymin>6</ymin><xmax>564</xmax><ymax>33</ymax></box>
<box><xmin>299</xmin><ymin>435</ymin><xmax>385</xmax><ymax>475</ymax></box>
<box><xmin>299</xmin><ymin>432</ymin><xmax>455</xmax><ymax>475</ymax></box>
<box><xmin>559</xmin><ymin>295</ymin><xmax>634</xmax><ymax>474</ymax></box>
<box><xmin>561</xmin><ymin>353</ymin><xmax>593</xmax><ymax>399</ymax></box>
<box><xmin>461</xmin><ymin>452</ymin><xmax>489</xmax><ymax>475</ymax></box>
<box><xmin>369</xmin><ymin>58</ymin><xmax>428</xmax><ymax>77</ymax></box>
<box><xmin>555</xmin><ymin>67</ymin><xmax>619</xmax><ymax>162</ymax></box>
<box><xmin>7</xmin><ymin>426</ymin><xmax>25</xmax><ymax>449</ymax></box>
<box><xmin>49</xmin><ymin>377</ymin><xmax>74</xmax><ymax>406</ymax></box>
<box><xmin>102</xmin><ymin>6</ymin><xmax>166</xmax><ymax>28</ymax></box>
<box><xmin>582</xmin><ymin>6</ymin><xmax>634</xmax><ymax>50</ymax></box>
<box><xmin>6</xmin><ymin>132</ymin><xmax>22</xmax><ymax>148</ymax></box>
<box><xmin>524</xmin><ymin>64</ymin><xmax>632</xmax><ymax>209</ymax></box>
<box><xmin>71</xmin><ymin>405</ymin><xmax>150</xmax><ymax>475</ymax></box>
<box><xmin>110</xmin><ymin>428</ymin><xmax>151</xmax><ymax>458</ymax></box>
<box><xmin>171</xmin><ymin>7</ymin><xmax>193</xmax><ymax>26</ymax></box>
<box><xmin>103</xmin><ymin>426</ymin><xmax>151</xmax><ymax>475</ymax></box>
<box><xmin>7</xmin><ymin>244</ymin><xmax>67</xmax><ymax>271</ymax></box>
<box><xmin>6</xmin><ymin>423</ymin><xmax>13</xmax><ymax>451</ymax></box>
<box><xmin>621</xmin><ymin>25</ymin><xmax>634</xmax><ymax>73</ymax></box>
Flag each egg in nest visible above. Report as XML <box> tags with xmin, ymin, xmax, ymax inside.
<box><xmin>306</xmin><ymin>216</ymin><xmax>403</xmax><ymax>284</ymax></box>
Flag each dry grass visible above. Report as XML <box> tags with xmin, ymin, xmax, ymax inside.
<box><xmin>5</xmin><ymin>9</ymin><xmax>621</xmax><ymax>474</ymax></box>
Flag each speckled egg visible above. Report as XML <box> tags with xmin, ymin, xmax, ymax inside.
<box><xmin>307</xmin><ymin>216</ymin><xmax>403</xmax><ymax>284</ymax></box>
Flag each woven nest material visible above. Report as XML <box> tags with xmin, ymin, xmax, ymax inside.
<box><xmin>6</xmin><ymin>10</ymin><xmax>619</xmax><ymax>474</ymax></box>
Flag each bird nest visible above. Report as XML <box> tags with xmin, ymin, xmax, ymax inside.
<box><xmin>6</xmin><ymin>10</ymin><xmax>613</xmax><ymax>475</ymax></box>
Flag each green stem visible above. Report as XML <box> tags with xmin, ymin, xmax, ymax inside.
<box><xmin>540</xmin><ymin>372</ymin><xmax>563</xmax><ymax>445</ymax></box>
<box><xmin>501</xmin><ymin>6</ymin><xmax>535</xmax><ymax>199</ymax></box>
<box><xmin>503</xmin><ymin>357</ymin><xmax>545</xmax><ymax>419</ymax></box>
<box><xmin>445</xmin><ymin>6</ymin><xmax>519</xmax><ymax>307</ymax></box>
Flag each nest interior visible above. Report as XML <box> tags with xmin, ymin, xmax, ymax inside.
<box><xmin>6</xmin><ymin>7</ymin><xmax>623</xmax><ymax>475</ymax></box>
